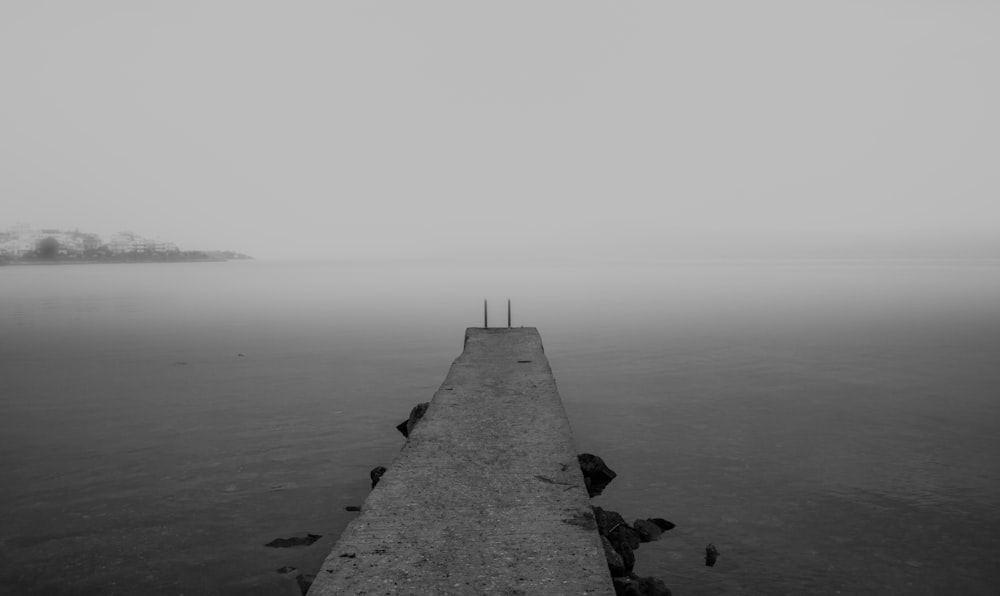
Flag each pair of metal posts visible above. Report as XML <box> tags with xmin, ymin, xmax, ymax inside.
<box><xmin>483</xmin><ymin>299</ymin><xmax>511</xmax><ymax>329</ymax></box>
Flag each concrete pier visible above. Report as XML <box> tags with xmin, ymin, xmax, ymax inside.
<box><xmin>307</xmin><ymin>328</ymin><xmax>614</xmax><ymax>595</ymax></box>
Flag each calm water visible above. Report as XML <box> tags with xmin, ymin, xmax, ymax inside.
<box><xmin>1</xmin><ymin>259</ymin><xmax>998</xmax><ymax>595</ymax></box>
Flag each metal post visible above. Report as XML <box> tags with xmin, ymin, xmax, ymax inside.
<box><xmin>507</xmin><ymin>299</ymin><xmax>511</xmax><ymax>328</ymax></box>
<box><xmin>484</xmin><ymin>299</ymin><xmax>488</xmax><ymax>329</ymax></box>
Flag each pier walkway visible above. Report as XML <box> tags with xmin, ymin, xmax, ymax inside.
<box><xmin>307</xmin><ymin>327</ymin><xmax>614</xmax><ymax>595</ymax></box>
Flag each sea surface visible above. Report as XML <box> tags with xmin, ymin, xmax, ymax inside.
<box><xmin>1</xmin><ymin>259</ymin><xmax>998</xmax><ymax>595</ymax></box>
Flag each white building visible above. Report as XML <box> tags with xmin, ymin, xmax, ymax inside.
<box><xmin>109</xmin><ymin>231</ymin><xmax>178</xmax><ymax>254</ymax></box>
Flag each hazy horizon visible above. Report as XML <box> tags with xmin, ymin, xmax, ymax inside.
<box><xmin>3</xmin><ymin>2</ymin><xmax>997</xmax><ymax>260</ymax></box>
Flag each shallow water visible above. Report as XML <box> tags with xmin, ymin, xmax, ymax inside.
<box><xmin>1</xmin><ymin>259</ymin><xmax>998</xmax><ymax>594</ymax></box>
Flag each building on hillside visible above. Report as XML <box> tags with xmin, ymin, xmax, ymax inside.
<box><xmin>0</xmin><ymin>225</ymin><xmax>85</xmax><ymax>256</ymax></box>
<box><xmin>0</xmin><ymin>226</ymin><xmax>44</xmax><ymax>256</ymax></box>
<box><xmin>79</xmin><ymin>233</ymin><xmax>103</xmax><ymax>252</ymax></box>
<box><xmin>2</xmin><ymin>225</ymin><xmax>180</xmax><ymax>257</ymax></box>
<box><xmin>109</xmin><ymin>231</ymin><xmax>178</xmax><ymax>254</ymax></box>
<box><xmin>0</xmin><ymin>239</ymin><xmax>20</xmax><ymax>256</ymax></box>
<box><xmin>109</xmin><ymin>231</ymin><xmax>141</xmax><ymax>254</ymax></box>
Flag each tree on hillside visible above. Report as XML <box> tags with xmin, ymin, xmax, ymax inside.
<box><xmin>37</xmin><ymin>237</ymin><xmax>60</xmax><ymax>259</ymax></box>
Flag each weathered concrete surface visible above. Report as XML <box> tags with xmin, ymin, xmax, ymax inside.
<box><xmin>308</xmin><ymin>328</ymin><xmax>614</xmax><ymax>596</ymax></box>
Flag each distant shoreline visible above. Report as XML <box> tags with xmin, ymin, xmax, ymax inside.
<box><xmin>2</xmin><ymin>258</ymin><xmax>226</xmax><ymax>266</ymax></box>
<box><xmin>0</xmin><ymin>253</ymin><xmax>251</xmax><ymax>267</ymax></box>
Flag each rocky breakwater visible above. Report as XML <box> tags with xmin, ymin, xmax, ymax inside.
<box><xmin>578</xmin><ymin>453</ymin><xmax>675</xmax><ymax>596</ymax></box>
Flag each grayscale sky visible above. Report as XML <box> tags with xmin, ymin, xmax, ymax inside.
<box><xmin>2</xmin><ymin>1</ymin><xmax>997</xmax><ymax>260</ymax></box>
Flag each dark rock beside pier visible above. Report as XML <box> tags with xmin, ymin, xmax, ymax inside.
<box><xmin>611</xmin><ymin>535</ymin><xmax>636</xmax><ymax>575</ymax></box>
<box><xmin>370</xmin><ymin>466</ymin><xmax>387</xmax><ymax>488</ymax></box>
<box><xmin>593</xmin><ymin>506</ymin><xmax>638</xmax><ymax>575</ymax></box>
<box><xmin>633</xmin><ymin>518</ymin><xmax>675</xmax><ymax>542</ymax></box>
<box><xmin>578</xmin><ymin>453</ymin><xmax>617</xmax><ymax>497</ymax></box>
<box><xmin>593</xmin><ymin>506</ymin><xmax>626</xmax><ymax>536</ymax></box>
<box><xmin>295</xmin><ymin>574</ymin><xmax>315</xmax><ymax>594</ymax></box>
<box><xmin>612</xmin><ymin>524</ymin><xmax>642</xmax><ymax>551</ymax></box>
<box><xmin>589</xmin><ymin>483</ymin><xmax>675</xmax><ymax>591</ymax></box>
<box><xmin>265</xmin><ymin>534</ymin><xmax>322</xmax><ymax>548</ymax></box>
<box><xmin>395</xmin><ymin>402</ymin><xmax>429</xmax><ymax>438</ymax></box>
<box><xmin>601</xmin><ymin>535</ymin><xmax>626</xmax><ymax>577</ymax></box>
<box><xmin>613</xmin><ymin>574</ymin><xmax>673</xmax><ymax>596</ymax></box>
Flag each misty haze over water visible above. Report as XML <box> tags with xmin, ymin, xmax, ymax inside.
<box><xmin>4</xmin><ymin>2</ymin><xmax>998</xmax><ymax>593</ymax></box>
<box><xmin>4</xmin><ymin>2</ymin><xmax>998</xmax><ymax>263</ymax></box>
<box><xmin>1</xmin><ymin>258</ymin><xmax>998</xmax><ymax>595</ymax></box>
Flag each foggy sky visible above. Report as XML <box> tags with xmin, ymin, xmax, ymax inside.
<box><xmin>2</xmin><ymin>1</ymin><xmax>997</xmax><ymax>260</ymax></box>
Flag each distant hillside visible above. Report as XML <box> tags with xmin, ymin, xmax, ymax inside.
<box><xmin>0</xmin><ymin>225</ymin><xmax>251</xmax><ymax>264</ymax></box>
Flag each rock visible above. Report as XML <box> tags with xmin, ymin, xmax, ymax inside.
<box><xmin>650</xmin><ymin>518</ymin><xmax>676</xmax><ymax>532</ymax></box>
<box><xmin>612</xmin><ymin>576</ymin><xmax>642</xmax><ymax>596</ymax></box>
<box><xmin>633</xmin><ymin>519</ymin><xmax>662</xmax><ymax>542</ymax></box>
<box><xmin>601</xmin><ymin>535</ymin><xmax>626</xmax><ymax>577</ymax></box>
<box><xmin>633</xmin><ymin>518</ymin><xmax>673</xmax><ymax>542</ymax></box>
<box><xmin>635</xmin><ymin>575</ymin><xmax>672</xmax><ymax>596</ymax></box>
<box><xmin>295</xmin><ymin>573</ymin><xmax>315</xmax><ymax>595</ymax></box>
<box><xmin>370</xmin><ymin>466</ymin><xmax>387</xmax><ymax>488</ymax></box>
<box><xmin>395</xmin><ymin>402</ymin><xmax>430</xmax><ymax>438</ymax></box>
<box><xmin>614</xmin><ymin>574</ymin><xmax>673</xmax><ymax>596</ymax></box>
<box><xmin>278</xmin><ymin>572</ymin><xmax>304</xmax><ymax>596</ymax></box>
<box><xmin>593</xmin><ymin>507</ymin><xmax>641</xmax><ymax>547</ymax></box>
<box><xmin>578</xmin><ymin>453</ymin><xmax>617</xmax><ymax>497</ymax></box>
<box><xmin>593</xmin><ymin>507</ymin><xmax>638</xmax><ymax>573</ymax></box>
<box><xmin>264</xmin><ymin>534</ymin><xmax>322</xmax><ymax>548</ymax></box>
<box><xmin>611</xmin><ymin>524</ymin><xmax>642</xmax><ymax>551</ymax></box>
<box><xmin>706</xmin><ymin>543</ymin><xmax>720</xmax><ymax>567</ymax></box>
<box><xmin>592</xmin><ymin>506</ymin><xmax>627</xmax><ymax>538</ymax></box>
<box><xmin>636</xmin><ymin>575</ymin><xmax>672</xmax><ymax>595</ymax></box>
<box><xmin>608</xmin><ymin>534</ymin><xmax>635</xmax><ymax>575</ymax></box>
<box><xmin>344</xmin><ymin>505</ymin><xmax>361</xmax><ymax>512</ymax></box>
<box><xmin>275</xmin><ymin>566</ymin><xmax>297</xmax><ymax>574</ymax></box>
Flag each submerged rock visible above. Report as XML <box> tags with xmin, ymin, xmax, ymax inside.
<box><xmin>578</xmin><ymin>453</ymin><xmax>617</xmax><ymax>497</ymax></box>
<box><xmin>395</xmin><ymin>402</ymin><xmax>430</xmax><ymax>438</ymax></box>
<box><xmin>650</xmin><ymin>518</ymin><xmax>675</xmax><ymax>532</ymax></box>
<box><xmin>633</xmin><ymin>519</ymin><xmax>662</xmax><ymax>542</ymax></box>
<box><xmin>295</xmin><ymin>574</ymin><xmax>315</xmax><ymax>595</ymax></box>
<box><xmin>264</xmin><ymin>534</ymin><xmax>322</xmax><ymax>548</ymax></box>
<box><xmin>633</xmin><ymin>518</ymin><xmax>674</xmax><ymax>542</ymax></box>
<box><xmin>706</xmin><ymin>543</ymin><xmax>720</xmax><ymax>567</ymax></box>
<box><xmin>275</xmin><ymin>568</ymin><xmax>307</xmax><ymax>596</ymax></box>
